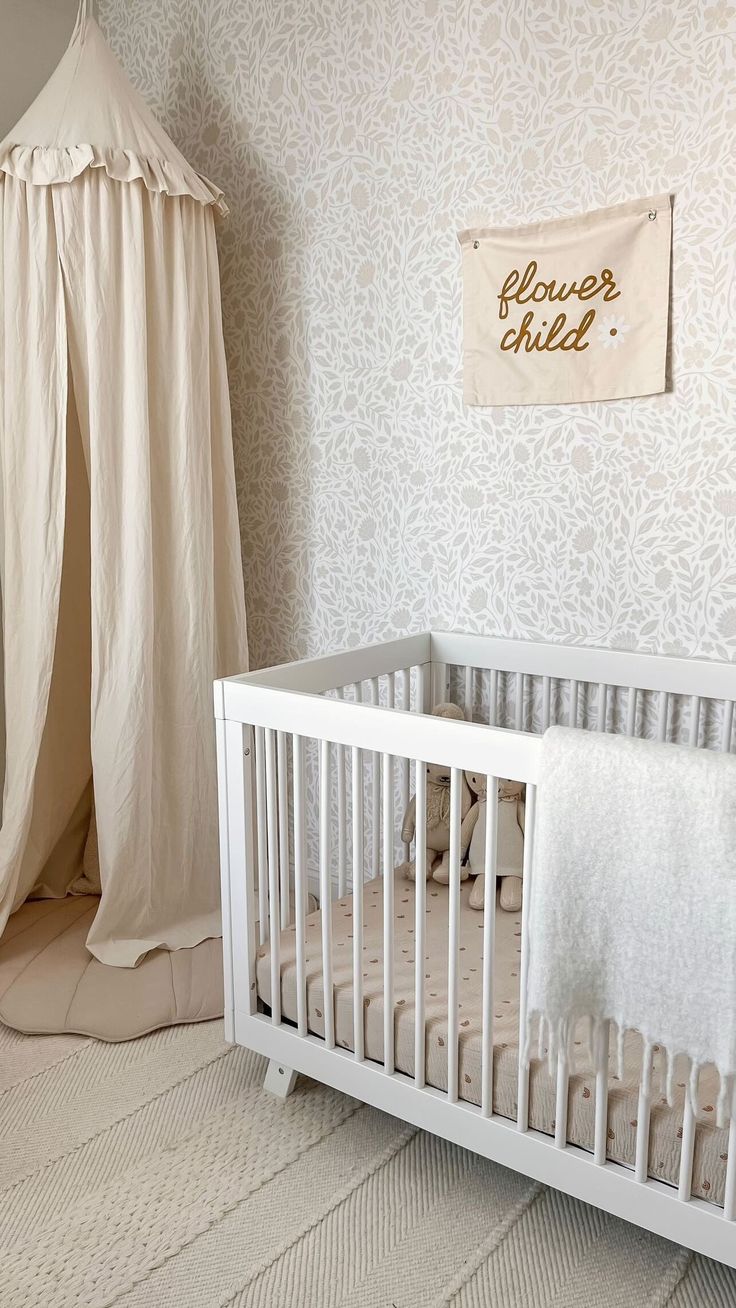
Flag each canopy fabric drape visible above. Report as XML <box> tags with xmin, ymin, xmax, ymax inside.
<box><xmin>0</xmin><ymin>16</ymin><xmax>248</xmax><ymax>967</ymax></box>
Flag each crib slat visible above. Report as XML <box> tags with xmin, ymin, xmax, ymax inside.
<box><xmin>265</xmin><ymin>728</ymin><xmax>281</xmax><ymax>1025</ymax></box>
<box><xmin>370</xmin><ymin>677</ymin><xmax>380</xmax><ymax>879</ymax></box>
<box><xmin>319</xmin><ymin>738</ymin><xmax>335</xmax><ymax>1048</ymax></box>
<box><xmin>277</xmin><ymin>731</ymin><xmax>290</xmax><ymax>928</ymax></box>
<box><xmin>465</xmin><ymin>666</ymin><xmax>474</xmax><ymax>720</ymax></box>
<box><xmin>417</xmin><ymin>662</ymin><xmax>431</xmax><ymax>714</ymax></box>
<box><xmin>352</xmin><ymin>746</ymin><xmax>365</xmax><ymax>1061</ymax></box>
<box><xmin>541</xmin><ymin>676</ymin><xmax>551</xmax><ymax>732</ymax></box>
<box><xmin>657</xmin><ymin>691</ymin><xmax>669</xmax><ymax>743</ymax></box>
<box><xmin>678</xmin><ymin>1067</ymin><xmax>697</xmax><ymax>1202</ymax></box>
<box><xmin>292</xmin><ymin>734</ymin><xmax>307</xmax><ymax>1038</ymax></box>
<box><xmin>516</xmin><ymin>784</ymin><xmax>537</xmax><ymax>1131</ymax></box>
<box><xmin>716</xmin><ymin>715</ymin><xmax>733</xmax><ymax>1216</ymax></box>
<box><xmin>596</xmin><ymin>683</ymin><xmax>608</xmax><ymax>733</ymax></box>
<box><xmin>385</xmin><ymin>677</ymin><xmax>396</xmax><ymax>869</ymax></box>
<box><xmin>626</xmin><ymin>687</ymin><xmax>637</xmax><ymax>737</ymax></box>
<box><xmin>489</xmin><ymin>669</ymin><xmax>499</xmax><ymax>727</ymax></box>
<box><xmin>568</xmin><ymin>680</ymin><xmax>578</xmax><ymax>729</ymax></box>
<box><xmin>446</xmin><ymin>768</ymin><xmax>462</xmax><ymax>1104</ymax></box>
<box><xmin>432</xmin><ymin>661</ymin><xmax>447</xmax><ymax>705</ymax></box>
<box><xmin>514</xmin><ymin>672</ymin><xmax>524</xmax><ymax>732</ymax></box>
<box><xmin>383</xmin><ymin>752</ymin><xmax>395</xmax><ymax>1075</ymax></box>
<box><xmin>337</xmin><ymin>742</ymin><xmax>347</xmax><ymax>898</ymax></box>
<box><xmin>688</xmin><ymin>695</ymin><xmax>701</xmax><ymax>748</ymax></box>
<box><xmin>634</xmin><ymin>1041</ymin><xmax>652</xmax><ymax>1183</ymax></box>
<box><xmin>593</xmin><ymin>1020</ymin><xmax>610</xmax><ymax>1165</ymax></box>
<box><xmin>401</xmin><ymin>671</ymin><xmax>411</xmax><ymax>858</ymax></box>
<box><xmin>254</xmin><ymin>726</ymin><xmax>268</xmax><ymax>946</ymax></box>
<box><xmin>724</xmin><ymin>1115</ymin><xmax>736</xmax><ymax>1221</ymax></box>
<box><xmin>722</xmin><ymin>701</ymin><xmax>734</xmax><ymax>754</ymax></box>
<box><xmin>414</xmin><ymin>762</ymin><xmax>427</xmax><ymax>1089</ymax></box>
<box><xmin>335</xmin><ymin>689</ymin><xmax>348</xmax><ymax>900</ymax></box>
<box><xmin>481</xmin><ymin>779</ymin><xmax>499</xmax><ymax>1117</ymax></box>
<box><xmin>555</xmin><ymin>1055</ymin><xmax>569</xmax><ymax>1148</ymax></box>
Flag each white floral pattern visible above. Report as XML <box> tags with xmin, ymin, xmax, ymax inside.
<box><xmin>96</xmin><ymin>0</ymin><xmax>736</xmax><ymax>670</ymax></box>
<box><xmin>596</xmin><ymin>314</ymin><xmax>630</xmax><ymax>350</ymax></box>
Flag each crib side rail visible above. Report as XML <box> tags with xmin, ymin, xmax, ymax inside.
<box><xmin>217</xmin><ymin>679</ymin><xmax>543</xmax><ymax>784</ymax></box>
<box><xmin>216</xmin><ymin>630</ymin><xmax>736</xmax><ymax>704</ymax></box>
<box><xmin>216</xmin><ymin>633</ymin><xmax>431</xmax><ymax>696</ymax></box>
<box><xmin>430</xmin><ymin>631</ymin><xmax>736</xmax><ymax>701</ymax></box>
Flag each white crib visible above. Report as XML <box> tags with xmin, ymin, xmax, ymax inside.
<box><xmin>214</xmin><ymin>631</ymin><xmax>736</xmax><ymax>1269</ymax></box>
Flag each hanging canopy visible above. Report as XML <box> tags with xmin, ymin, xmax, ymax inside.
<box><xmin>0</xmin><ymin>14</ymin><xmax>248</xmax><ymax>973</ymax></box>
<box><xmin>0</xmin><ymin>12</ymin><xmax>227</xmax><ymax>212</ymax></box>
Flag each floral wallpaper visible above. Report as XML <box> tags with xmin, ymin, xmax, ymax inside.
<box><xmin>98</xmin><ymin>0</ymin><xmax>736</xmax><ymax>670</ymax></box>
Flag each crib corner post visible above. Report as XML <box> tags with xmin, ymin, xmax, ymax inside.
<box><xmin>216</xmin><ymin>715</ymin><xmax>235</xmax><ymax>1044</ymax></box>
<box><xmin>221</xmin><ymin>717</ymin><xmax>259</xmax><ymax>1039</ymax></box>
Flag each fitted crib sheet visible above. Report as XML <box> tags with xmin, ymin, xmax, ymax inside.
<box><xmin>256</xmin><ymin>877</ymin><xmax>728</xmax><ymax>1206</ymax></box>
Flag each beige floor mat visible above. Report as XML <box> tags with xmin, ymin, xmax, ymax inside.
<box><xmin>0</xmin><ymin>895</ymin><xmax>223</xmax><ymax>1040</ymax></box>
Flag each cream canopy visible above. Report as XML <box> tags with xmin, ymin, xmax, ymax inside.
<box><xmin>0</xmin><ymin>12</ymin><xmax>248</xmax><ymax>966</ymax></box>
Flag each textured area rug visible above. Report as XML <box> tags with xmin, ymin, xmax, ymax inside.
<box><xmin>2</xmin><ymin>1020</ymin><xmax>735</xmax><ymax>1308</ymax></box>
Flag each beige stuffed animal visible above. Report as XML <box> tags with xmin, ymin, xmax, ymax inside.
<box><xmin>464</xmin><ymin>772</ymin><xmax>525</xmax><ymax>911</ymax></box>
<box><xmin>398</xmin><ymin>703</ymin><xmax>475</xmax><ymax>883</ymax></box>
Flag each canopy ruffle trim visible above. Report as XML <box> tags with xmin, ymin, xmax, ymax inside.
<box><xmin>0</xmin><ymin>144</ymin><xmax>228</xmax><ymax>216</ymax></box>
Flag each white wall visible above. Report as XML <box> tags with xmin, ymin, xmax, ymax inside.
<box><xmin>87</xmin><ymin>3</ymin><xmax>736</xmax><ymax>667</ymax></box>
<box><xmin>0</xmin><ymin>0</ymin><xmax>77</xmax><ymax>137</ymax></box>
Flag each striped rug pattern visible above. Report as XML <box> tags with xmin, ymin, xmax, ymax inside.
<box><xmin>2</xmin><ymin>1019</ymin><xmax>736</xmax><ymax>1307</ymax></box>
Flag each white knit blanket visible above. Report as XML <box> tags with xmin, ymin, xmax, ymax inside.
<box><xmin>526</xmin><ymin>726</ymin><xmax>736</xmax><ymax>1122</ymax></box>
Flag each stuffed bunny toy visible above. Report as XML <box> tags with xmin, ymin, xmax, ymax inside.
<box><xmin>398</xmin><ymin>703</ymin><xmax>475</xmax><ymax>882</ymax></box>
<box><xmin>464</xmin><ymin>772</ymin><xmax>525</xmax><ymax>911</ymax></box>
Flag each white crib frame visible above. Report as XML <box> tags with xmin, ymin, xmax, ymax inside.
<box><xmin>215</xmin><ymin>631</ymin><xmax>736</xmax><ymax>1269</ymax></box>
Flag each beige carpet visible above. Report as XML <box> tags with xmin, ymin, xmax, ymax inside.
<box><xmin>2</xmin><ymin>1021</ymin><xmax>736</xmax><ymax>1308</ymax></box>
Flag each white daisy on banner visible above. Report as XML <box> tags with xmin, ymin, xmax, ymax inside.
<box><xmin>597</xmin><ymin>314</ymin><xmax>630</xmax><ymax>349</ymax></box>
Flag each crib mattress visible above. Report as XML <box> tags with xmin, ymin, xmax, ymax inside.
<box><xmin>256</xmin><ymin>877</ymin><xmax>728</xmax><ymax>1206</ymax></box>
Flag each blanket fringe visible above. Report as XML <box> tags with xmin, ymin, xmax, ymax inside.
<box><xmin>525</xmin><ymin>1010</ymin><xmax>734</xmax><ymax>1129</ymax></box>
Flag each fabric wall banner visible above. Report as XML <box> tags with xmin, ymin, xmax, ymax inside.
<box><xmin>459</xmin><ymin>195</ymin><xmax>672</xmax><ymax>407</ymax></box>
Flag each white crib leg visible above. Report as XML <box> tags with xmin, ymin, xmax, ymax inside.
<box><xmin>264</xmin><ymin>1059</ymin><xmax>298</xmax><ymax>1099</ymax></box>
